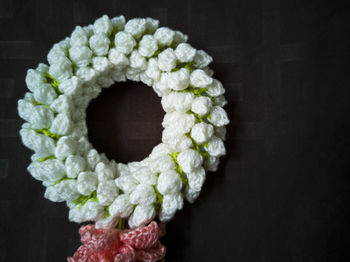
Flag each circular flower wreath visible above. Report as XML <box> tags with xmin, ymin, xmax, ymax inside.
<box><xmin>18</xmin><ymin>15</ymin><xmax>228</xmax><ymax>237</ymax></box>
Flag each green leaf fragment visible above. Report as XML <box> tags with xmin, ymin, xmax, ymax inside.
<box><xmin>73</xmin><ymin>191</ymin><xmax>97</xmax><ymax>208</ymax></box>
<box><xmin>32</xmin><ymin>98</ymin><xmax>50</xmax><ymax>109</ymax></box>
<box><xmin>44</xmin><ymin>72</ymin><xmax>61</xmax><ymax>94</ymax></box>
<box><xmin>184</xmin><ymin>63</ymin><xmax>194</xmax><ymax>72</ymax></box>
<box><xmin>176</xmin><ymin>86</ymin><xmax>209</xmax><ymax>98</ymax></box>
<box><xmin>187</xmin><ymin>110</ymin><xmax>211</xmax><ymax>124</ymax></box>
<box><xmin>54</xmin><ymin>176</ymin><xmax>71</xmax><ymax>185</ymax></box>
<box><xmin>152</xmin><ymin>46</ymin><xmax>168</xmax><ymax>58</ymax></box>
<box><xmin>104</xmin><ymin>206</ymin><xmax>111</xmax><ymax>218</ymax></box>
<box><xmin>153</xmin><ymin>184</ymin><xmax>164</xmax><ymax>210</ymax></box>
<box><xmin>38</xmin><ymin>155</ymin><xmax>56</xmax><ymax>162</ymax></box>
<box><xmin>171</xmin><ymin>61</ymin><xmax>196</xmax><ymax>73</ymax></box>
<box><xmin>118</xmin><ymin>218</ymin><xmax>125</xmax><ymax>230</ymax></box>
<box><xmin>32</xmin><ymin>99</ymin><xmax>41</xmax><ymax>106</ymax></box>
<box><xmin>34</xmin><ymin>128</ymin><xmax>61</xmax><ymax>140</ymax></box>
<box><xmin>185</xmin><ymin>133</ymin><xmax>210</xmax><ymax>160</ymax></box>
<box><xmin>169</xmin><ymin>152</ymin><xmax>188</xmax><ymax>185</ymax></box>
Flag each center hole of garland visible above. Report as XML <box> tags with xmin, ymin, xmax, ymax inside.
<box><xmin>86</xmin><ymin>81</ymin><xmax>163</xmax><ymax>163</ymax></box>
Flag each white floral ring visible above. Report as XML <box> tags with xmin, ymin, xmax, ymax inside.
<box><xmin>18</xmin><ymin>15</ymin><xmax>229</xmax><ymax>229</ymax></box>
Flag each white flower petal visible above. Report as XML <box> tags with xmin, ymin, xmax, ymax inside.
<box><xmin>157</xmin><ymin>170</ymin><xmax>182</xmax><ymax>195</ymax></box>
<box><xmin>190</xmin><ymin>122</ymin><xmax>214</xmax><ymax>144</ymax></box>
<box><xmin>65</xmin><ymin>155</ymin><xmax>86</xmax><ymax>178</ymax></box>
<box><xmin>191</xmin><ymin>96</ymin><xmax>212</xmax><ymax>116</ymax></box>
<box><xmin>177</xmin><ymin>149</ymin><xmax>203</xmax><ymax>173</ymax></box>
<box><xmin>97</xmin><ymin>180</ymin><xmax>119</xmax><ymax>206</ymax></box>
<box><xmin>130</xmin><ymin>184</ymin><xmax>156</xmax><ymax>205</ymax></box>
<box><xmin>125</xmin><ymin>18</ymin><xmax>146</xmax><ymax>39</ymax></box>
<box><xmin>89</xmin><ymin>34</ymin><xmax>110</xmax><ymax>56</ymax></box>
<box><xmin>206</xmin><ymin>136</ymin><xmax>226</xmax><ymax>157</ymax></box>
<box><xmin>154</xmin><ymin>27</ymin><xmax>175</xmax><ymax>46</ymax></box>
<box><xmin>77</xmin><ymin>171</ymin><xmax>98</xmax><ymax>196</ymax></box>
<box><xmin>128</xmin><ymin>204</ymin><xmax>155</xmax><ymax>228</ymax></box>
<box><xmin>93</xmin><ymin>15</ymin><xmax>113</xmax><ymax>35</ymax></box>
<box><xmin>109</xmin><ymin>194</ymin><xmax>134</xmax><ymax>218</ymax></box>
<box><xmin>138</xmin><ymin>34</ymin><xmax>158</xmax><ymax>57</ymax></box>
<box><xmin>175</xmin><ymin>43</ymin><xmax>196</xmax><ymax>63</ymax></box>
<box><xmin>158</xmin><ymin>48</ymin><xmax>177</xmax><ymax>72</ymax></box>
<box><xmin>114</xmin><ymin>31</ymin><xmax>136</xmax><ymax>54</ymax></box>
<box><xmin>55</xmin><ymin>136</ymin><xmax>77</xmax><ymax>160</ymax></box>
<box><xmin>208</xmin><ymin>106</ymin><xmax>230</xmax><ymax>127</ymax></box>
<box><xmin>190</xmin><ymin>69</ymin><xmax>213</xmax><ymax>88</ymax></box>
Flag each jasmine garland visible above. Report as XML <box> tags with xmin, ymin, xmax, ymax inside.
<box><xmin>18</xmin><ymin>15</ymin><xmax>229</xmax><ymax>230</ymax></box>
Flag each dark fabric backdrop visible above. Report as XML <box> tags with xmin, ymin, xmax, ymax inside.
<box><xmin>0</xmin><ymin>0</ymin><xmax>349</xmax><ymax>261</ymax></box>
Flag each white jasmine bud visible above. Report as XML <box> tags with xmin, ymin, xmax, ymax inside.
<box><xmin>190</xmin><ymin>69</ymin><xmax>213</xmax><ymax>88</ymax></box>
<box><xmin>208</xmin><ymin>106</ymin><xmax>230</xmax><ymax>127</ymax></box>
<box><xmin>65</xmin><ymin>155</ymin><xmax>86</xmax><ymax>178</ymax></box>
<box><xmin>70</xmin><ymin>26</ymin><xmax>89</xmax><ymax>46</ymax></box>
<box><xmin>114</xmin><ymin>31</ymin><xmax>136</xmax><ymax>54</ymax></box>
<box><xmin>89</xmin><ymin>34</ymin><xmax>110</xmax><ymax>56</ymax></box>
<box><xmin>194</xmin><ymin>50</ymin><xmax>213</xmax><ymax>68</ymax></box>
<box><xmin>138</xmin><ymin>34</ymin><xmax>158</xmax><ymax>57</ymax></box>
<box><xmin>206</xmin><ymin>136</ymin><xmax>226</xmax><ymax>157</ymax></box>
<box><xmin>158</xmin><ymin>48</ymin><xmax>177</xmax><ymax>72</ymax></box>
<box><xmin>157</xmin><ymin>170</ymin><xmax>182</xmax><ymax>195</ymax></box>
<box><xmin>175</xmin><ymin>43</ymin><xmax>196</xmax><ymax>63</ymax></box>
<box><xmin>130</xmin><ymin>184</ymin><xmax>156</xmax><ymax>206</ymax></box>
<box><xmin>93</xmin><ymin>15</ymin><xmax>113</xmax><ymax>35</ymax></box>
<box><xmin>77</xmin><ymin>171</ymin><xmax>98</xmax><ymax>196</ymax></box>
<box><xmin>191</xmin><ymin>96</ymin><xmax>212</xmax><ymax>116</ymax></box>
<box><xmin>125</xmin><ymin>18</ymin><xmax>146</xmax><ymax>39</ymax></box>
<box><xmin>190</xmin><ymin>122</ymin><xmax>214</xmax><ymax>144</ymax></box>
<box><xmin>128</xmin><ymin>204</ymin><xmax>155</xmax><ymax>228</ymax></box>
<box><xmin>177</xmin><ymin>149</ymin><xmax>203</xmax><ymax>173</ymax></box>
<box><xmin>69</xmin><ymin>46</ymin><xmax>93</xmax><ymax>67</ymax></box>
<box><xmin>109</xmin><ymin>194</ymin><xmax>134</xmax><ymax>218</ymax></box>
<box><xmin>97</xmin><ymin>180</ymin><xmax>119</xmax><ymax>206</ymax></box>
<box><xmin>154</xmin><ymin>27</ymin><xmax>175</xmax><ymax>46</ymax></box>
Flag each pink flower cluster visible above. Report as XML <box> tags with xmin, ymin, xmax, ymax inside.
<box><xmin>68</xmin><ymin>221</ymin><xmax>166</xmax><ymax>262</ymax></box>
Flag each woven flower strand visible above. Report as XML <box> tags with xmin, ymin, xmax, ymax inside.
<box><xmin>18</xmin><ymin>14</ymin><xmax>229</xmax><ymax>230</ymax></box>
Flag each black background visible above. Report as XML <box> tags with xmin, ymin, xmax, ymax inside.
<box><xmin>0</xmin><ymin>0</ymin><xmax>350</xmax><ymax>261</ymax></box>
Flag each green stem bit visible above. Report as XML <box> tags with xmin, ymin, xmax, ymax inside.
<box><xmin>34</xmin><ymin>128</ymin><xmax>61</xmax><ymax>140</ymax></box>
<box><xmin>185</xmin><ymin>133</ymin><xmax>210</xmax><ymax>160</ymax></box>
<box><xmin>44</xmin><ymin>72</ymin><xmax>61</xmax><ymax>94</ymax></box>
<box><xmin>187</xmin><ymin>110</ymin><xmax>211</xmax><ymax>124</ymax></box>
<box><xmin>152</xmin><ymin>46</ymin><xmax>168</xmax><ymax>58</ymax></box>
<box><xmin>176</xmin><ymin>86</ymin><xmax>208</xmax><ymax>98</ymax></box>
<box><xmin>108</xmin><ymin>26</ymin><xmax>119</xmax><ymax>49</ymax></box>
<box><xmin>32</xmin><ymin>98</ymin><xmax>50</xmax><ymax>109</ymax></box>
<box><xmin>118</xmin><ymin>218</ymin><xmax>125</xmax><ymax>230</ymax></box>
<box><xmin>54</xmin><ymin>176</ymin><xmax>71</xmax><ymax>185</ymax></box>
<box><xmin>169</xmin><ymin>152</ymin><xmax>188</xmax><ymax>185</ymax></box>
<box><xmin>37</xmin><ymin>155</ymin><xmax>56</xmax><ymax>162</ymax></box>
<box><xmin>153</xmin><ymin>184</ymin><xmax>164</xmax><ymax>210</ymax></box>
<box><xmin>73</xmin><ymin>191</ymin><xmax>98</xmax><ymax>209</ymax></box>
<box><xmin>104</xmin><ymin>207</ymin><xmax>111</xmax><ymax>218</ymax></box>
